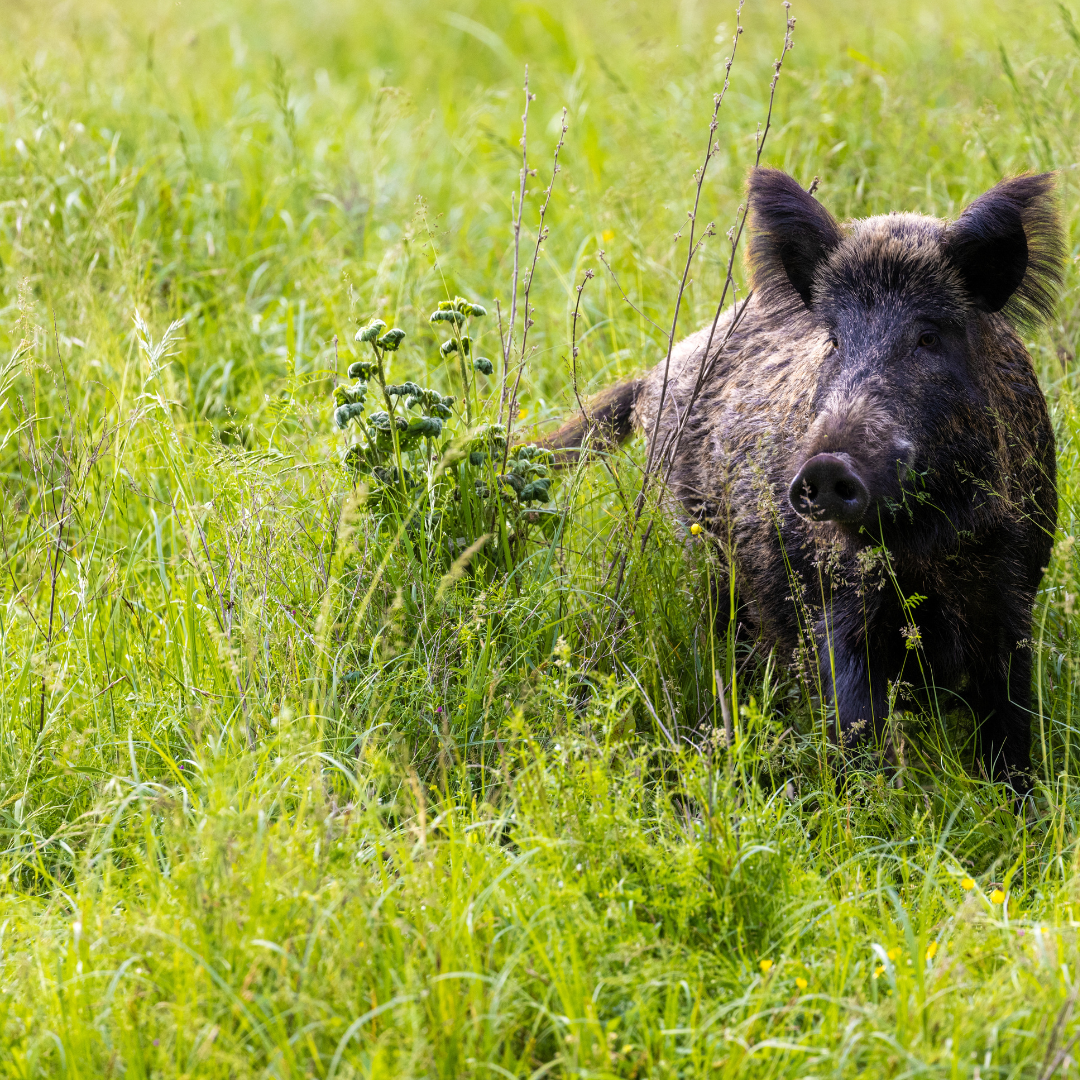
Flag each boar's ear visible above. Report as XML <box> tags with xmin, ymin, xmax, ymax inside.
<box><xmin>747</xmin><ymin>168</ymin><xmax>844</xmax><ymax>309</ymax></box>
<box><xmin>944</xmin><ymin>173</ymin><xmax>1064</xmax><ymax>330</ymax></box>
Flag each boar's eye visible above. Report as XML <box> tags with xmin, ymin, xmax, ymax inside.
<box><xmin>917</xmin><ymin>332</ymin><xmax>939</xmax><ymax>349</ymax></box>
<box><xmin>828</xmin><ymin>335</ymin><xmax>839</xmax><ymax>350</ymax></box>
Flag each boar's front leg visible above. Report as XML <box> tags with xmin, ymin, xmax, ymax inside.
<box><xmin>818</xmin><ymin>612</ymin><xmax>895</xmax><ymax>753</ymax></box>
<box><xmin>829</xmin><ymin>653</ymin><xmax>891</xmax><ymax>751</ymax></box>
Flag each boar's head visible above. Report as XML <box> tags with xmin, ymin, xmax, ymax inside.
<box><xmin>746</xmin><ymin>168</ymin><xmax>1063</xmax><ymax>534</ymax></box>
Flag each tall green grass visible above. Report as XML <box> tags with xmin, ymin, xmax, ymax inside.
<box><xmin>1</xmin><ymin>0</ymin><xmax>1080</xmax><ymax>1075</ymax></box>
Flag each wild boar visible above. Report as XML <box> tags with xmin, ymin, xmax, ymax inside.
<box><xmin>546</xmin><ymin>168</ymin><xmax>1063</xmax><ymax>790</ymax></box>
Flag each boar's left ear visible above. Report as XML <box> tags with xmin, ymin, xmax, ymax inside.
<box><xmin>747</xmin><ymin>168</ymin><xmax>844</xmax><ymax>310</ymax></box>
<box><xmin>944</xmin><ymin>173</ymin><xmax>1064</xmax><ymax>329</ymax></box>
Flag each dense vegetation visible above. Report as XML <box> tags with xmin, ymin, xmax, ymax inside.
<box><xmin>1</xmin><ymin>0</ymin><xmax>1080</xmax><ymax>1074</ymax></box>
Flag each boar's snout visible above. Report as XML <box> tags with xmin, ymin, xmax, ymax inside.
<box><xmin>788</xmin><ymin>453</ymin><xmax>870</xmax><ymax>523</ymax></box>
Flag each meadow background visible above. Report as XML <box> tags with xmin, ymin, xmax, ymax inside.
<box><xmin>1</xmin><ymin>0</ymin><xmax>1079</xmax><ymax>1075</ymax></box>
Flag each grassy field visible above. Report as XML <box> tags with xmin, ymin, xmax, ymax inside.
<box><xmin>2</xmin><ymin>0</ymin><xmax>1080</xmax><ymax>1075</ymax></box>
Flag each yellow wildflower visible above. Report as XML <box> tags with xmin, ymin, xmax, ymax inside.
<box><xmin>602</xmin><ymin>229</ymin><xmax>615</xmax><ymax>243</ymax></box>
<box><xmin>795</xmin><ymin>977</ymin><xmax>808</xmax><ymax>990</ymax></box>
<box><xmin>690</xmin><ymin>523</ymin><xmax>704</xmax><ymax>536</ymax></box>
<box><xmin>926</xmin><ymin>941</ymin><xmax>938</xmax><ymax>961</ymax></box>
<box><xmin>759</xmin><ymin>959</ymin><xmax>773</xmax><ymax>974</ymax></box>
<box><xmin>990</xmin><ymin>889</ymin><xmax>1006</xmax><ymax>904</ymax></box>
<box><xmin>960</xmin><ymin>877</ymin><xmax>975</xmax><ymax>890</ymax></box>
<box><xmin>886</xmin><ymin>947</ymin><xmax>900</xmax><ymax>961</ymax></box>
<box><xmin>873</xmin><ymin>965</ymin><xmax>885</xmax><ymax>978</ymax></box>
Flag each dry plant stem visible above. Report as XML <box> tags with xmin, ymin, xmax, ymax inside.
<box><xmin>605</xmin><ymin>3</ymin><xmax>794</xmax><ymax>598</ymax></box>
<box><xmin>597</xmin><ymin>250</ymin><xmax>669</xmax><ymax>336</ymax></box>
<box><xmin>570</xmin><ymin>267</ymin><xmax>595</xmax><ymax>425</ymax></box>
<box><xmin>656</xmin><ymin>291</ymin><xmax>753</xmax><ymax>486</ymax></box>
<box><xmin>756</xmin><ymin>6</ymin><xmax>796</xmax><ymax>170</ymax></box>
<box><xmin>1040</xmin><ymin>985</ymin><xmax>1080</xmax><ymax>1080</ymax></box>
<box><xmin>603</xmin><ymin>2</ymin><xmax>745</xmax><ymax>586</ymax></box>
<box><xmin>640</xmin><ymin>1</ymin><xmax>747</xmax><ymax>488</ymax></box>
<box><xmin>504</xmin><ymin>105</ymin><xmax>569</xmax><ymax>470</ymax></box>
<box><xmin>657</xmin><ymin>5</ymin><xmax>796</xmax><ymax>484</ymax></box>
<box><xmin>495</xmin><ymin>298</ymin><xmax>508</xmax><ymax>424</ymax></box>
<box><xmin>1041</xmin><ymin>1030</ymin><xmax>1080</xmax><ymax>1080</ymax></box>
<box><xmin>500</xmin><ymin>70</ymin><xmax>532</xmax><ymax>422</ymax></box>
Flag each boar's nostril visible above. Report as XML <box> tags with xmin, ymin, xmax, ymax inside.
<box><xmin>788</xmin><ymin>454</ymin><xmax>870</xmax><ymax>523</ymax></box>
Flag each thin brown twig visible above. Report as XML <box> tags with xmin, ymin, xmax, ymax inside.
<box><xmin>1041</xmin><ymin>1028</ymin><xmax>1080</xmax><ymax>1080</ymax></box>
<box><xmin>500</xmin><ymin>69</ymin><xmax>534</xmax><ymax>421</ymax></box>
<box><xmin>495</xmin><ymin>298</ymin><xmax>508</xmax><ymax>425</ymax></box>
<box><xmin>655</xmin><ymin>287</ymin><xmax>752</xmax><ymax>487</ymax></box>
<box><xmin>655</xmin><ymin>2</ymin><xmax>796</xmax><ymax>485</ymax></box>
<box><xmin>604</xmin><ymin>1</ymin><xmax>796</xmax><ymax>597</ymax></box>
<box><xmin>640</xmin><ymin>0</ymin><xmax>747</xmax><ymax>486</ymax></box>
<box><xmin>504</xmin><ymin>103</ymin><xmax>569</xmax><ymax>469</ymax></box>
<box><xmin>1041</xmin><ymin>985</ymin><xmax>1080</xmax><ymax>1080</ymax></box>
<box><xmin>754</xmin><ymin>4</ymin><xmax>796</xmax><ymax>169</ymax></box>
<box><xmin>570</xmin><ymin>267</ymin><xmax>595</xmax><ymax>425</ymax></box>
<box><xmin>597</xmin><ymin>2</ymin><xmax>745</xmax><ymax>587</ymax></box>
<box><xmin>596</xmin><ymin>250</ymin><xmax>669</xmax><ymax>336</ymax></box>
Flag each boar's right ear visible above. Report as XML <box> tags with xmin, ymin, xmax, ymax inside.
<box><xmin>747</xmin><ymin>168</ymin><xmax>843</xmax><ymax>310</ymax></box>
<box><xmin>944</xmin><ymin>173</ymin><xmax>1064</xmax><ymax>330</ymax></box>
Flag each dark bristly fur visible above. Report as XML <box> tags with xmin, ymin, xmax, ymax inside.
<box><xmin>547</xmin><ymin>167</ymin><xmax>1064</xmax><ymax>791</ymax></box>
<box><xmin>747</xmin><ymin>168</ymin><xmax>845</xmax><ymax>311</ymax></box>
<box><xmin>944</xmin><ymin>172</ymin><xmax>1065</xmax><ymax>330</ymax></box>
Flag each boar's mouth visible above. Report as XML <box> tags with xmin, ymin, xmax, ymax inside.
<box><xmin>788</xmin><ymin>452</ymin><xmax>870</xmax><ymax>524</ymax></box>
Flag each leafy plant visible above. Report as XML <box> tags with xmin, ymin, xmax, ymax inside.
<box><xmin>333</xmin><ymin>297</ymin><xmax>560</xmax><ymax>573</ymax></box>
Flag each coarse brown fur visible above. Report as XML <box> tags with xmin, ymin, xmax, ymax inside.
<box><xmin>545</xmin><ymin>168</ymin><xmax>1064</xmax><ymax>790</ymax></box>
